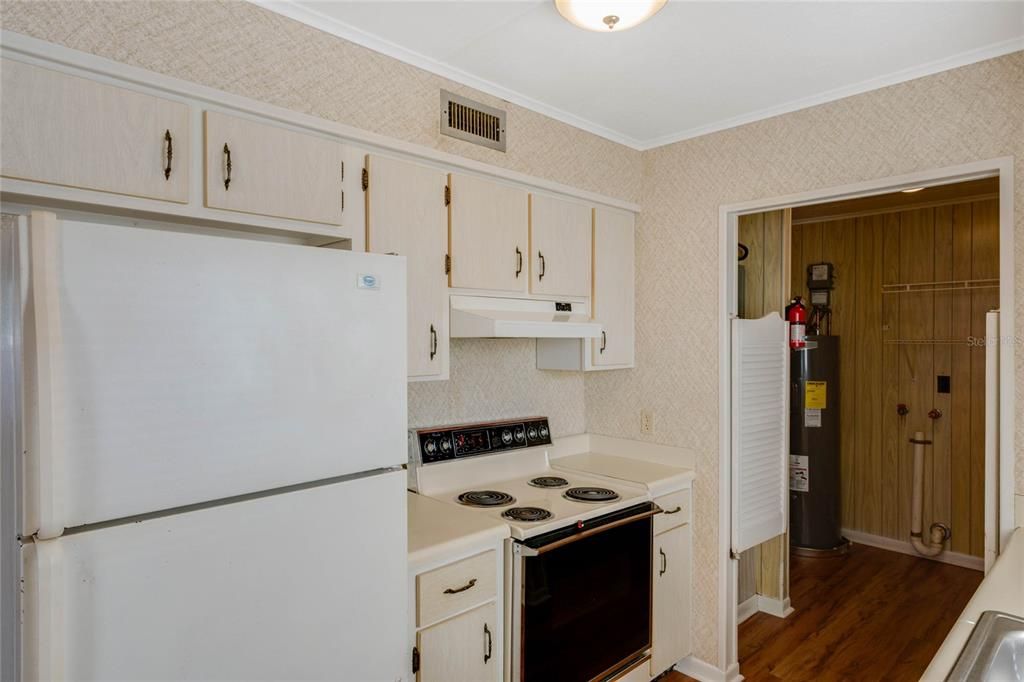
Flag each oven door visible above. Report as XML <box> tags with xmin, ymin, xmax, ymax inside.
<box><xmin>511</xmin><ymin>502</ymin><xmax>657</xmax><ymax>682</ymax></box>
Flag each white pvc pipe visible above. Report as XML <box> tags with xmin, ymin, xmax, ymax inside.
<box><xmin>911</xmin><ymin>431</ymin><xmax>945</xmax><ymax>557</ymax></box>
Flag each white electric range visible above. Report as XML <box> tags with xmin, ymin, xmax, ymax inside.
<box><xmin>407</xmin><ymin>417</ymin><xmax>650</xmax><ymax>540</ymax></box>
<box><xmin>408</xmin><ymin>417</ymin><xmax>658</xmax><ymax>682</ymax></box>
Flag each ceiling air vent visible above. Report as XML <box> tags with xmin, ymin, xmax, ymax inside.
<box><xmin>440</xmin><ymin>90</ymin><xmax>506</xmax><ymax>152</ymax></box>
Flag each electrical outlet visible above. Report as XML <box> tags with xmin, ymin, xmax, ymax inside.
<box><xmin>640</xmin><ymin>410</ymin><xmax>654</xmax><ymax>435</ymax></box>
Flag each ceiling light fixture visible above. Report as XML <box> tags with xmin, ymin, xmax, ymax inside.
<box><xmin>901</xmin><ymin>187</ymin><xmax>925</xmax><ymax>193</ymax></box>
<box><xmin>555</xmin><ymin>0</ymin><xmax>667</xmax><ymax>32</ymax></box>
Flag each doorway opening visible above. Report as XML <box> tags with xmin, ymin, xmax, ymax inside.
<box><xmin>718</xmin><ymin>159</ymin><xmax>1014</xmax><ymax>681</ymax></box>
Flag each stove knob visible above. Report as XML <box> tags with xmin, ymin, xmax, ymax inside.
<box><xmin>424</xmin><ymin>440</ymin><xmax>437</xmax><ymax>455</ymax></box>
<box><xmin>514</xmin><ymin>428</ymin><xmax>526</xmax><ymax>443</ymax></box>
<box><xmin>539</xmin><ymin>424</ymin><xmax>549</xmax><ymax>439</ymax></box>
<box><xmin>501</xmin><ymin>429</ymin><xmax>513</xmax><ymax>445</ymax></box>
<box><xmin>439</xmin><ymin>439</ymin><xmax>452</xmax><ymax>454</ymax></box>
<box><xmin>527</xmin><ymin>426</ymin><xmax>538</xmax><ymax>440</ymax></box>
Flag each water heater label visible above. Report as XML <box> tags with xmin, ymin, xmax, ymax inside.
<box><xmin>805</xmin><ymin>409</ymin><xmax>822</xmax><ymax>428</ymax></box>
<box><xmin>790</xmin><ymin>455</ymin><xmax>809</xmax><ymax>492</ymax></box>
<box><xmin>805</xmin><ymin>381</ymin><xmax>827</xmax><ymax>409</ymax></box>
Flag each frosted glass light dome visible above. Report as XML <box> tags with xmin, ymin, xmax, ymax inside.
<box><xmin>555</xmin><ymin>0</ymin><xmax>667</xmax><ymax>32</ymax></box>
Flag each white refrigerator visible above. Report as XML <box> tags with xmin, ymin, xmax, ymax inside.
<box><xmin>8</xmin><ymin>212</ymin><xmax>409</xmax><ymax>681</ymax></box>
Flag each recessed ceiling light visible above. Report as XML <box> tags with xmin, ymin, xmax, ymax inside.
<box><xmin>555</xmin><ymin>0</ymin><xmax>667</xmax><ymax>32</ymax></box>
<box><xmin>901</xmin><ymin>187</ymin><xmax>925</xmax><ymax>193</ymax></box>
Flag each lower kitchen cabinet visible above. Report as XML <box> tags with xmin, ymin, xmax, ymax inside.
<box><xmin>416</xmin><ymin>601</ymin><xmax>498</xmax><ymax>682</ymax></box>
<box><xmin>651</xmin><ymin>522</ymin><xmax>692</xmax><ymax>677</ymax></box>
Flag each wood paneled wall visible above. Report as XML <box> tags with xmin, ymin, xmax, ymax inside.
<box><xmin>791</xmin><ymin>198</ymin><xmax>998</xmax><ymax>557</ymax></box>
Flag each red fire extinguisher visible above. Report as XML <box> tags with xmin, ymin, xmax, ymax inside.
<box><xmin>786</xmin><ymin>296</ymin><xmax>807</xmax><ymax>349</ymax></box>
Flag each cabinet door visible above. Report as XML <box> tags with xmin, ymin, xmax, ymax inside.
<box><xmin>651</xmin><ymin>525</ymin><xmax>692</xmax><ymax>677</ymax></box>
<box><xmin>448</xmin><ymin>173</ymin><xmax>528</xmax><ymax>292</ymax></box>
<box><xmin>417</xmin><ymin>601</ymin><xmax>498</xmax><ymax>682</ymax></box>
<box><xmin>204</xmin><ymin>110</ymin><xmax>344</xmax><ymax>225</ymax></box>
<box><xmin>1</xmin><ymin>59</ymin><xmax>189</xmax><ymax>203</ymax></box>
<box><xmin>529</xmin><ymin>194</ymin><xmax>591</xmax><ymax>298</ymax></box>
<box><xmin>592</xmin><ymin>207</ymin><xmax>635</xmax><ymax>367</ymax></box>
<box><xmin>365</xmin><ymin>154</ymin><xmax>448</xmax><ymax>380</ymax></box>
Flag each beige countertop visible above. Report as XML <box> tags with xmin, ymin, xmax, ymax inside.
<box><xmin>552</xmin><ymin>451</ymin><xmax>695</xmax><ymax>497</ymax></box>
<box><xmin>923</xmin><ymin>527</ymin><xmax>1024</xmax><ymax>680</ymax></box>
<box><xmin>407</xmin><ymin>492</ymin><xmax>509</xmax><ymax>568</ymax></box>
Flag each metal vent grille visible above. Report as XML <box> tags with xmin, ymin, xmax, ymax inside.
<box><xmin>440</xmin><ymin>90</ymin><xmax>506</xmax><ymax>152</ymax></box>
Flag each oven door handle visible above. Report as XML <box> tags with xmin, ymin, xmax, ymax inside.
<box><xmin>517</xmin><ymin>506</ymin><xmax>662</xmax><ymax>556</ymax></box>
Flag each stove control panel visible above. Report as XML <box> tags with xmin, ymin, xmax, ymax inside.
<box><xmin>412</xmin><ymin>417</ymin><xmax>552</xmax><ymax>465</ymax></box>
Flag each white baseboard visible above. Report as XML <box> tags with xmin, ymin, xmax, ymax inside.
<box><xmin>737</xmin><ymin>595</ymin><xmax>759</xmax><ymax>624</ymax></box>
<box><xmin>841</xmin><ymin>528</ymin><xmax>984</xmax><ymax>571</ymax></box>
<box><xmin>672</xmin><ymin>657</ymin><xmax>742</xmax><ymax>682</ymax></box>
<box><xmin>755</xmin><ymin>595</ymin><xmax>793</xmax><ymax>619</ymax></box>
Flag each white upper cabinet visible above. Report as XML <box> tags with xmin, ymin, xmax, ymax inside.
<box><xmin>1</xmin><ymin>59</ymin><xmax>190</xmax><ymax>203</ymax></box>
<box><xmin>448</xmin><ymin>172</ymin><xmax>528</xmax><ymax>293</ymax></box>
<box><xmin>365</xmin><ymin>154</ymin><xmax>449</xmax><ymax>380</ymax></box>
<box><xmin>528</xmin><ymin>194</ymin><xmax>591</xmax><ymax>298</ymax></box>
<box><xmin>204</xmin><ymin>111</ymin><xmax>345</xmax><ymax>226</ymax></box>
<box><xmin>591</xmin><ymin>207</ymin><xmax>636</xmax><ymax>368</ymax></box>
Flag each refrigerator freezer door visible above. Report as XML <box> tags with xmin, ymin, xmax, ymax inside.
<box><xmin>22</xmin><ymin>469</ymin><xmax>408</xmax><ymax>681</ymax></box>
<box><xmin>23</xmin><ymin>216</ymin><xmax>406</xmax><ymax>536</ymax></box>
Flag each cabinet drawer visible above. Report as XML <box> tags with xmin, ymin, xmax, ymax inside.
<box><xmin>654</xmin><ymin>489</ymin><xmax>691</xmax><ymax>534</ymax></box>
<box><xmin>204</xmin><ymin>110</ymin><xmax>344</xmax><ymax>225</ymax></box>
<box><xmin>417</xmin><ymin>550</ymin><xmax>495</xmax><ymax>626</ymax></box>
<box><xmin>1</xmin><ymin>59</ymin><xmax>190</xmax><ymax>203</ymax></box>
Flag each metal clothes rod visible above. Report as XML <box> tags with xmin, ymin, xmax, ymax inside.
<box><xmin>883</xmin><ymin>339</ymin><xmax>975</xmax><ymax>346</ymax></box>
<box><xmin>882</xmin><ymin>279</ymin><xmax>999</xmax><ymax>294</ymax></box>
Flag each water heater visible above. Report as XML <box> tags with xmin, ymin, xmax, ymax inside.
<box><xmin>789</xmin><ymin>335</ymin><xmax>848</xmax><ymax>554</ymax></box>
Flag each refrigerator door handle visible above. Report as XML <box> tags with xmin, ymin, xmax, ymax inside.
<box><xmin>24</xmin><ymin>539</ymin><xmax>65</xmax><ymax>681</ymax></box>
<box><xmin>27</xmin><ymin>212</ymin><xmax>66</xmax><ymax>539</ymax></box>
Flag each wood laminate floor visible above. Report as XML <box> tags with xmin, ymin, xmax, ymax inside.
<box><xmin>664</xmin><ymin>544</ymin><xmax>982</xmax><ymax>682</ymax></box>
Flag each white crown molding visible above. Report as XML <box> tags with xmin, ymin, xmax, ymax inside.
<box><xmin>640</xmin><ymin>35</ymin><xmax>1024</xmax><ymax>150</ymax></box>
<box><xmin>251</xmin><ymin>0</ymin><xmax>645</xmax><ymax>149</ymax></box>
<box><xmin>254</xmin><ymin>0</ymin><xmax>1024</xmax><ymax>152</ymax></box>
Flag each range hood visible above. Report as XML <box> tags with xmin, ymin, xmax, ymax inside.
<box><xmin>450</xmin><ymin>295</ymin><xmax>602</xmax><ymax>339</ymax></box>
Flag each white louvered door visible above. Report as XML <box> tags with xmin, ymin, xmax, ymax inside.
<box><xmin>731</xmin><ymin>313</ymin><xmax>789</xmax><ymax>554</ymax></box>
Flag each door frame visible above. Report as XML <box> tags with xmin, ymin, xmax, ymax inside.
<box><xmin>717</xmin><ymin>157</ymin><xmax>1015</xmax><ymax>674</ymax></box>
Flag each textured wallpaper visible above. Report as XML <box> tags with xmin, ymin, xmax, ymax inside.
<box><xmin>586</xmin><ymin>51</ymin><xmax>1024</xmax><ymax>662</ymax></box>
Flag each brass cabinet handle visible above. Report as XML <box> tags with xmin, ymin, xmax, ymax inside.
<box><xmin>483</xmin><ymin>623</ymin><xmax>492</xmax><ymax>663</ymax></box>
<box><xmin>222</xmin><ymin>143</ymin><xmax>232</xmax><ymax>190</ymax></box>
<box><xmin>443</xmin><ymin>577</ymin><xmax>476</xmax><ymax>595</ymax></box>
<box><xmin>163</xmin><ymin>130</ymin><xmax>173</xmax><ymax>180</ymax></box>
<box><xmin>600</xmin><ymin>331</ymin><xmax>607</xmax><ymax>354</ymax></box>
<box><xmin>659</xmin><ymin>547</ymin><xmax>667</xmax><ymax>576</ymax></box>
<box><xmin>429</xmin><ymin>324</ymin><xmax>438</xmax><ymax>361</ymax></box>
<box><xmin>538</xmin><ymin>251</ymin><xmax>546</xmax><ymax>281</ymax></box>
<box><xmin>664</xmin><ymin>506</ymin><xmax>682</xmax><ymax>515</ymax></box>
<box><xmin>515</xmin><ymin>247</ymin><xmax>522</xmax><ymax>278</ymax></box>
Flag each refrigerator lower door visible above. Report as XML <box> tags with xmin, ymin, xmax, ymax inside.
<box><xmin>24</xmin><ymin>215</ymin><xmax>407</xmax><ymax>536</ymax></box>
<box><xmin>22</xmin><ymin>469</ymin><xmax>407</xmax><ymax>681</ymax></box>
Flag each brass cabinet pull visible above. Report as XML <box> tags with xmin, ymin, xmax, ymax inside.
<box><xmin>515</xmin><ymin>247</ymin><xmax>522</xmax><ymax>278</ymax></box>
<box><xmin>163</xmin><ymin>130</ymin><xmax>173</xmax><ymax>180</ymax></box>
<box><xmin>538</xmin><ymin>251</ymin><xmax>546</xmax><ymax>281</ymax></box>
<box><xmin>443</xmin><ymin>577</ymin><xmax>476</xmax><ymax>595</ymax></box>
<box><xmin>600</xmin><ymin>331</ymin><xmax>607</xmax><ymax>354</ymax></box>
<box><xmin>664</xmin><ymin>506</ymin><xmax>682</xmax><ymax>515</ymax></box>
<box><xmin>659</xmin><ymin>547</ymin><xmax>667</xmax><ymax>576</ymax></box>
<box><xmin>222</xmin><ymin>143</ymin><xmax>232</xmax><ymax>190</ymax></box>
<box><xmin>429</xmin><ymin>324</ymin><xmax>438</xmax><ymax>361</ymax></box>
<box><xmin>483</xmin><ymin>623</ymin><xmax>492</xmax><ymax>663</ymax></box>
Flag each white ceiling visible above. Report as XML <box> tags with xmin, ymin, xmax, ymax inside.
<box><xmin>257</xmin><ymin>1</ymin><xmax>1024</xmax><ymax>150</ymax></box>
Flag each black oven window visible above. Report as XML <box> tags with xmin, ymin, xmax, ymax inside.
<box><xmin>521</xmin><ymin>516</ymin><xmax>652</xmax><ymax>681</ymax></box>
